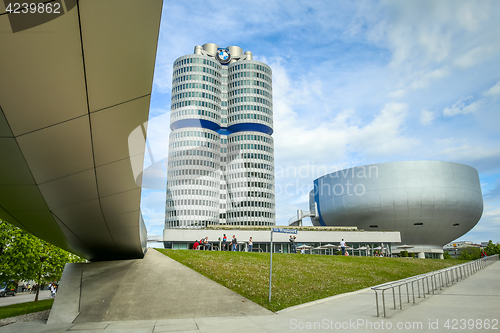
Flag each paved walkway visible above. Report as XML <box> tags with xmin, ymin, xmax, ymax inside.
<box><xmin>1</xmin><ymin>259</ymin><xmax>498</xmax><ymax>332</ymax></box>
<box><xmin>0</xmin><ymin>291</ymin><xmax>51</xmax><ymax>307</ymax></box>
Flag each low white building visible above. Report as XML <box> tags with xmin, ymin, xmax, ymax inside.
<box><xmin>163</xmin><ymin>226</ymin><xmax>401</xmax><ymax>255</ymax></box>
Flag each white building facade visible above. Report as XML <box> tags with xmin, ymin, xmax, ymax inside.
<box><xmin>165</xmin><ymin>44</ymin><xmax>275</xmax><ymax>229</ymax></box>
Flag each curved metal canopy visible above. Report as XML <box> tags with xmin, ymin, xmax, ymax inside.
<box><xmin>0</xmin><ymin>0</ymin><xmax>162</xmax><ymax>260</ymax></box>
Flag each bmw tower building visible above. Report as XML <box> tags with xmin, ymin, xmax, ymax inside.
<box><xmin>165</xmin><ymin>44</ymin><xmax>275</xmax><ymax>229</ymax></box>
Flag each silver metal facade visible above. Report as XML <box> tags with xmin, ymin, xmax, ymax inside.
<box><xmin>165</xmin><ymin>44</ymin><xmax>275</xmax><ymax>229</ymax></box>
<box><xmin>309</xmin><ymin>161</ymin><xmax>483</xmax><ymax>246</ymax></box>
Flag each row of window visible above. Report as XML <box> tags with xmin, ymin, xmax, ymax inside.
<box><xmin>229</xmin><ymin>133</ymin><xmax>273</xmax><ymax>144</ymax></box>
<box><xmin>173</xmin><ymin>74</ymin><xmax>220</xmax><ymax>86</ymax></box>
<box><xmin>172</xmin><ymin>91</ymin><xmax>220</xmax><ymax>105</ymax></box>
<box><xmin>223</xmin><ymin>201</ymin><xmax>274</xmax><ymax>209</ymax></box>
<box><xmin>169</xmin><ymin>148</ymin><xmax>220</xmax><ymax>161</ymax></box>
<box><xmin>166</xmin><ymin>200</ymin><xmax>217</xmax><ymax>210</ymax></box>
<box><xmin>171</xmin><ymin>98</ymin><xmax>220</xmax><ymax>112</ymax></box>
<box><xmin>228</xmin><ymin>113</ymin><xmax>272</xmax><ymax>125</ymax></box>
<box><xmin>230</xmin><ymin>87</ymin><xmax>271</xmax><ymax>100</ymax></box>
<box><xmin>170</xmin><ymin>140</ymin><xmax>218</xmax><ymax>150</ymax></box>
<box><xmin>173</xmin><ymin>65</ymin><xmax>221</xmax><ymax>79</ymax></box>
<box><xmin>229</xmin><ymin>152</ymin><xmax>274</xmax><ymax>162</ymax></box>
<box><xmin>229</xmin><ymin>71</ymin><xmax>271</xmax><ymax>83</ymax></box>
<box><xmin>225</xmin><ymin>180</ymin><xmax>274</xmax><ymax>190</ymax></box>
<box><xmin>228</xmin><ymin>104</ymin><xmax>272</xmax><ymax>116</ymax></box>
<box><xmin>229</xmin><ymin>96</ymin><xmax>272</xmax><ymax>108</ymax></box>
<box><xmin>229</xmin><ymin>62</ymin><xmax>271</xmax><ymax>75</ymax></box>
<box><xmin>174</xmin><ymin>56</ymin><xmax>221</xmax><ymax>71</ymax></box>
<box><xmin>229</xmin><ymin>143</ymin><xmax>273</xmax><ymax>154</ymax></box>
<box><xmin>166</xmin><ymin>178</ymin><xmax>217</xmax><ymax>188</ymax></box>
<box><xmin>169</xmin><ymin>168</ymin><xmax>219</xmax><ymax>178</ymax></box>
<box><xmin>228</xmin><ymin>162</ymin><xmax>274</xmax><ymax>171</ymax></box>
<box><xmin>225</xmin><ymin>211</ymin><xmax>275</xmax><ymax>218</ymax></box>
<box><xmin>230</xmin><ymin>79</ymin><xmax>272</xmax><ymax>91</ymax></box>
<box><xmin>168</xmin><ymin>158</ymin><xmax>219</xmax><ymax>169</ymax></box>
<box><xmin>171</xmin><ymin>129</ymin><xmax>219</xmax><ymax>141</ymax></box>
<box><xmin>226</xmin><ymin>190</ymin><xmax>274</xmax><ymax>199</ymax></box>
<box><xmin>227</xmin><ymin>171</ymin><xmax>274</xmax><ymax>180</ymax></box>
<box><xmin>172</xmin><ymin>82</ymin><xmax>221</xmax><ymax>95</ymax></box>
<box><xmin>170</xmin><ymin>108</ymin><xmax>221</xmax><ymax>122</ymax></box>
<box><xmin>164</xmin><ymin>220</ymin><xmax>216</xmax><ymax>228</ymax></box>
<box><xmin>222</xmin><ymin>221</ymin><xmax>274</xmax><ymax>226</ymax></box>
<box><xmin>167</xmin><ymin>198</ymin><xmax>219</xmax><ymax>208</ymax></box>
<box><xmin>167</xmin><ymin>209</ymin><xmax>218</xmax><ymax>218</ymax></box>
<box><xmin>164</xmin><ymin>220</ymin><xmax>275</xmax><ymax>228</ymax></box>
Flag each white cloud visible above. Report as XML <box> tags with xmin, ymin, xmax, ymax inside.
<box><xmin>388</xmin><ymin>89</ymin><xmax>405</xmax><ymax>99</ymax></box>
<box><xmin>443</xmin><ymin>96</ymin><xmax>483</xmax><ymax>116</ymax></box>
<box><xmin>420</xmin><ymin>110</ymin><xmax>436</xmax><ymax>126</ymax></box>
<box><xmin>453</xmin><ymin>45</ymin><xmax>499</xmax><ymax>69</ymax></box>
<box><xmin>484</xmin><ymin>80</ymin><xmax>500</xmax><ymax>96</ymax></box>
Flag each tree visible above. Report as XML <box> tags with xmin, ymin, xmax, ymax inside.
<box><xmin>457</xmin><ymin>247</ymin><xmax>481</xmax><ymax>260</ymax></box>
<box><xmin>443</xmin><ymin>251</ymin><xmax>452</xmax><ymax>259</ymax></box>
<box><xmin>0</xmin><ymin>220</ymin><xmax>84</xmax><ymax>301</ymax></box>
<box><xmin>484</xmin><ymin>240</ymin><xmax>500</xmax><ymax>256</ymax></box>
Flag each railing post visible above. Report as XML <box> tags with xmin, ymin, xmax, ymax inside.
<box><xmin>399</xmin><ymin>285</ymin><xmax>402</xmax><ymax>309</ymax></box>
<box><xmin>382</xmin><ymin>290</ymin><xmax>386</xmax><ymax>318</ymax></box>
<box><xmin>392</xmin><ymin>287</ymin><xmax>396</xmax><ymax>309</ymax></box>
<box><xmin>411</xmin><ymin>281</ymin><xmax>416</xmax><ymax>303</ymax></box>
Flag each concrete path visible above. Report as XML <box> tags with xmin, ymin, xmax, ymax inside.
<box><xmin>0</xmin><ymin>291</ymin><xmax>51</xmax><ymax>306</ymax></box>
<box><xmin>49</xmin><ymin>249</ymin><xmax>271</xmax><ymax>324</ymax></box>
<box><xmin>1</xmin><ymin>259</ymin><xmax>498</xmax><ymax>332</ymax></box>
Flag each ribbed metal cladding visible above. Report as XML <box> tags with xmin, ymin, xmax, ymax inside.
<box><xmin>165</xmin><ymin>45</ymin><xmax>275</xmax><ymax>229</ymax></box>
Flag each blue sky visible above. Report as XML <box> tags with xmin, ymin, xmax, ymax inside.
<box><xmin>141</xmin><ymin>0</ymin><xmax>500</xmax><ymax>245</ymax></box>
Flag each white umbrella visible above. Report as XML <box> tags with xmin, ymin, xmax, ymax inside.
<box><xmin>397</xmin><ymin>244</ymin><xmax>414</xmax><ymax>249</ymax></box>
<box><xmin>373</xmin><ymin>246</ymin><xmax>382</xmax><ymax>250</ymax></box>
<box><xmin>356</xmin><ymin>246</ymin><xmax>368</xmax><ymax>250</ymax></box>
<box><xmin>297</xmin><ymin>244</ymin><xmax>312</xmax><ymax>249</ymax></box>
<box><xmin>322</xmin><ymin>244</ymin><xmax>339</xmax><ymax>255</ymax></box>
<box><xmin>313</xmin><ymin>246</ymin><xmax>326</xmax><ymax>255</ymax></box>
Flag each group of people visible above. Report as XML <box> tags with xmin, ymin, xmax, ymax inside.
<box><xmin>221</xmin><ymin>234</ymin><xmax>239</xmax><ymax>251</ymax></box>
<box><xmin>193</xmin><ymin>234</ymin><xmax>255</xmax><ymax>252</ymax></box>
<box><xmin>191</xmin><ymin>235</ymin><xmax>351</xmax><ymax>255</ymax></box>
<box><xmin>193</xmin><ymin>237</ymin><xmax>211</xmax><ymax>250</ymax></box>
<box><xmin>20</xmin><ymin>283</ymin><xmax>43</xmax><ymax>294</ymax></box>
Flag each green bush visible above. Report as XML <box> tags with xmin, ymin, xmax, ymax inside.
<box><xmin>400</xmin><ymin>251</ymin><xmax>408</xmax><ymax>257</ymax></box>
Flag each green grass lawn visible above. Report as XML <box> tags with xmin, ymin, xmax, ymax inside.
<box><xmin>157</xmin><ymin>249</ymin><xmax>464</xmax><ymax>312</ymax></box>
<box><xmin>0</xmin><ymin>299</ymin><xmax>54</xmax><ymax>320</ymax></box>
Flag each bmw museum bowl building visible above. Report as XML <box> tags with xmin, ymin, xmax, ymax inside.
<box><xmin>309</xmin><ymin>161</ymin><xmax>484</xmax><ymax>258</ymax></box>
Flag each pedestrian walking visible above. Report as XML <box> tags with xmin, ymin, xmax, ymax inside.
<box><xmin>222</xmin><ymin>234</ymin><xmax>227</xmax><ymax>251</ymax></box>
<box><xmin>247</xmin><ymin>237</ymin><xmax>253</xmax><ymax>252</ymax></box>
<box><xmin>50</xmin><ymin>283</ymin><xmax>57</xmax><ymax>298</ymax></box>
<box><xmin>231</xmin><ymin>235</ymin><xmax>237</xmax><ymax>251</ymax></box>
<box><xmin>340</xmin><ymin>239</ymin><xmax>347</xmax><ymax>256</ymax></box>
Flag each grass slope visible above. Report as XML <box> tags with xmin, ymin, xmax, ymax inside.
<box><xmin>0</xmin><ymin>299</ymin><xmax>54</xmax><ymax>320</ymax></box>
<box><xmin>157</xmin><ymin>249</ymin><xmax>463</xmax><ymax>312</ymax></box>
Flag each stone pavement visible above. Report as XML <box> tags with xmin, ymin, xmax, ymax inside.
<box><xmin>1</xmin><ymin>259</ymin><xmax>498</xmax><ymax>333</ymax></box>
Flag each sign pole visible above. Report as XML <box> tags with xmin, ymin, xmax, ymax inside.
<box><xmin>268</xmin><ymin>227</ymin><xmax>297</xmax><ymax>303</ymax></box>
<box><xmin>268</xmin><ymin>228</ymin><xmax>273</xmax><ymax>303</ymax></box>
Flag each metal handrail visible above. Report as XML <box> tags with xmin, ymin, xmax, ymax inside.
<box><xmin>371</xmin><ymin>254</ymin><xmax>499</xmax><ymax>318</ymax></box>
